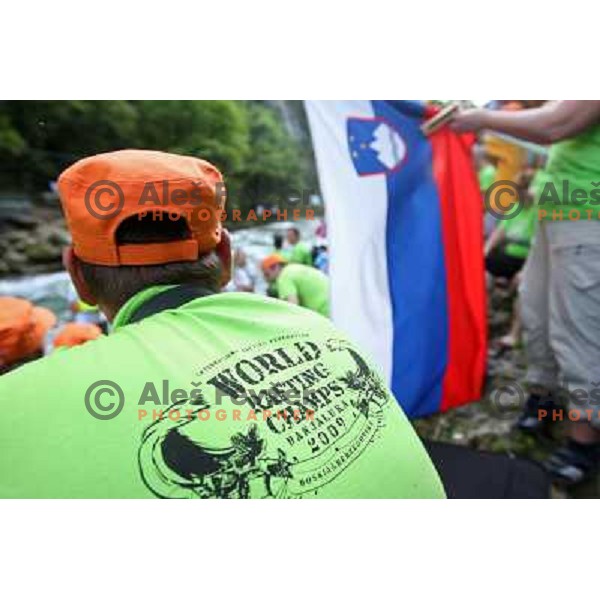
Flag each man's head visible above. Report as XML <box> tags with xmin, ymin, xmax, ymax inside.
<box><xmin>286</xmin><ymin>227</ymin><xmax>300</xmax><ymax>245</ymax></box>
<box><xmin>58</xmin><ymin>150</ymin><xmax>231</xmax><ymax>321</ymax></box>
<box><xmin>261</xmin><ymin>254</ymin><xmax>286</xmax><ymax>283</ymax></box>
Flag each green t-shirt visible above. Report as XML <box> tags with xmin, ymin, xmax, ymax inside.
<box><xmin>529</xmin><ymin>168</ymin><xmax>547</xmax><ymax>200</ymax></box>
<box><xmin>537</xmin><ymin>123</ymin><xmax>600</xmax><ymax>221</ymax></box>
<box><xmin>478</xmin><ymin>163</ymin><xmax>496</xmax><ymax>192</ymax></box>
<box><xmin>289</xmin><ymin>242</ymin><xmax>313</xmax><ymax>266</ymax></box>
<box><xmin>500</xmin><ymin>206</ymin><xmax>537</xmax><ymax>259</ymax></box>
<box><xmin>277</xmin><ymin>264</ymin><xmax>329</xmax><ymax>317</ymax></box>
<box><xmin>0</xmin><ymin>287</ymin><xmax>444</xmax><ymax>499</ymax></box>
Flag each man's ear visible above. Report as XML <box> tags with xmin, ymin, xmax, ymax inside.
<box><xmin>215</xmin><ymin>228</ymin><xmax>232</xmax><ymax>287</ymax></box>
<box><xmin>63</xmin><ymin>246</ymin><xmax>97</xmax><ymax>306</ymax></box>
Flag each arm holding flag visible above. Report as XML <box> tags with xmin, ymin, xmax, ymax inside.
<box><xmin>451</xmin><ymin>100</ymin><xmax>600</xmax><ymax>143</ymax></box>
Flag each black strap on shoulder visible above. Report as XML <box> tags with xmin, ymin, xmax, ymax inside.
<box><xmin>127</xmin><ymin>284</ymin><xmax>214</xmax><ymax>325</ymax></box>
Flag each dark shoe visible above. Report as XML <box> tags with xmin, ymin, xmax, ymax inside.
<box><xmin>544</xmin><ymin>441</ymin><xmax>600</xmax><ymax>486</ymax></box>
<box><xmin>516</xmin><ymin>393</ymin><xmax>557</xmax><ymax>436</ymax></box>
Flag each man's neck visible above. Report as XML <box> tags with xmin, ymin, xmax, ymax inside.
<box><xmin>110</xmin><ymin>284</ymin><xmax>218</xmax><ymax>330</ymax></box>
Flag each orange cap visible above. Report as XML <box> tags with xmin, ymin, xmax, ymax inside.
<box><xmin>261</xmin><ymin>254</ymin><xmax>287</xmax><ymax>271</ymax></box>
<box><xmin>58</xmin><ymin>150</ymin><xmax>226</xmax><ymax>266</ymax></box>
<box><xmin>0</xmin><ymin>297</ymin><xmax>57</xmax><ymax>366</ymax></box>
<box><xmin>53</xmin><ymin>322</ymin><xmax>102</xmax><ymax>348</ymax></box>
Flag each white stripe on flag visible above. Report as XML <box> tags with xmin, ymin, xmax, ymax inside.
<box><xmin>305</xmin><ymin>101</ymin><xmax>393</xmax><ymax>381</ymax></box>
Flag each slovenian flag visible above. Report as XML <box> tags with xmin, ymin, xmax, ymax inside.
<box><xmin>305</xmin><ymin>101</ymin><xmax>487</xmax><ymax>418</ymax></box>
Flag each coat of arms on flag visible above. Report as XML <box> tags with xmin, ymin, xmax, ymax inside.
<box><xmin>347</xmin><ymin>117</ymin><xmax>407</xmax><ymax>176</ymax></box>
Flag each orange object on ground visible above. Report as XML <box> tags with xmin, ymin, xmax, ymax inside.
<box><xmin>0</xmin><ymin>297</ymin><xmax>57</xmax><ymax>367</ymax></box>
<box><xmin>53</xmin><ymin>322</ymin><xmax>102</xmax><ymax>349</ymax></box>
<box><xmin>58</xmin><ymin>150</ymin><xmax>226</xmax><ymax>267</ymax></box>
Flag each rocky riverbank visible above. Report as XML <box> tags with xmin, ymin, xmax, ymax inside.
<box><xmin>0</xmin><ymin>206</ymin><xmax>69</xmax><ymax>277</ymax></box>
<box><xmin>0</xmin><ymin>202</ymin><xmax>323</xmax><ymax>278</ymax></box>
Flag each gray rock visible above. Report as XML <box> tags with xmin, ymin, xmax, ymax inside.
<box><xmin>44</xmin><ymin>227</ymin><xmax>70</xmax><ymax>247</ymax></box>
<box><xmin>4</xmin><ymin>229</ymin><xmax>31</xmax><ymax>245</ymax></box>
<box><xmin>3</xmin><ymin>250</ymin><xmax>28</xmax><ymax>274</ymax></box>
<box><xmin>23</xmin><ymin>241</ymin><xmax>62</xmax><ymax>263</ymax></box>
<box><xmin>2</xmin><ymin>214</ymin><xmax>38</xmax><ymax>229</ymax></box>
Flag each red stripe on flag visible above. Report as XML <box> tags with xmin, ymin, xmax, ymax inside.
<box><xmin>430</xmin><ymin>130</ymin><xmax>487</xmax><ymax>411</ymax></box>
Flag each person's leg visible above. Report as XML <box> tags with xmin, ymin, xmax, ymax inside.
<box><xmin>499</xmin><ymin>296</ymin><xmax>522</xmax><ymax>349</ymax></box>
<box><xmin>495</xmin><ymin>266</ymin><xmax>525</xmax><ymax>349</ymax></box>
<box><xmin>516</xmin><ymin>222</ymin><xmax>561</xmax><ymax>432</ymax></box>
<box><xmin>519</xmin><ymin>222</ymin><xmax>559</xmax><ymax>391</ymax></box>
<box><xmin>544</xmin><ymin>221</ymin><xmax>600</xmax><ymax>484</ymax></box>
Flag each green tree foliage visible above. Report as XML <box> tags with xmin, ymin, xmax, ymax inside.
<box><xmin>0</xmin><ymin>100</ymin><xmax>316</xmax><ymax>214</ymax></box>
<box><xmin>0</xmin><ymin>101</ymin><xmax>138</xmax><ymax>189</ymax></box>
<box><xmin>134</xmin><ymin>100</ymin><xmax>249</xmax><ymax>174</ymax></box>
<box><xmin>235</xmin><ymin>103</ymin><xmax>309</xmax><ymax>209</ymax></box>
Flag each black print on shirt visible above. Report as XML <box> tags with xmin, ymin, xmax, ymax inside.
<box><xmin>137</xmin><ymin>336</ymin><xmax>390</xmax><ymax>498</ymax></box>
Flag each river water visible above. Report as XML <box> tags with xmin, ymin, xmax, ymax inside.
<box><xmin>0</xmin><ymin>219</ymin><xmax>319</xmax><ymax>324</ymax></box>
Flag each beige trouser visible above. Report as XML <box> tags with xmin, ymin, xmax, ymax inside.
<box><xmin>520</xmin><ymin>219</ymin><xmax>600</xmax><ymax>426</ymax></box>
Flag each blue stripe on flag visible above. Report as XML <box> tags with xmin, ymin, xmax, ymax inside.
<box><xmin>372</xmin><ymin>100</ymin><xmax>449</xmax><ymax>417</ymax></box>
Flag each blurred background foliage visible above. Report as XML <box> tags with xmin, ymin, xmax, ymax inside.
<box><xmin>0</xmin><ymin>100</ymin><xmax>318</xmax><ymax>212</ymax></box>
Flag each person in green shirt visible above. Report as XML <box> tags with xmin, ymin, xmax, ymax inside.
<box><xmin>478</xmin><ymin>158</ymin><xmax>496</xmax><ymax>194</ymax></box>
<box><xmin>262</xmin><ymin>254</ymin><xmax>329</xmax><ymax>317</ymax></box>
<box><xmin>0</xmin><ymin>149</ymin><xmax>444</xmax><ymax>499</ymax></box>
<box><xmin>485</xmin><ymin>170</ymin><xmax>538</xmax><ymax>274</ymax></box>
<box><xmin>453</xmin><ymin>101</ymin><xmax>600</xmax><ymax>485</ymax></box>
<box><xmin>485</xmin><ymin>173</ymin><xmax>538</xmax><ymax>350</ymax></box>
<box><xmin>286</xmin><ymin>227</ymin><xmax>313</xmax><ymax>266</ymax></box>
<box><xmin>485</xmin><ymin>205</ymin><xmax>537</xmax><ymax>272</ymax></box>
